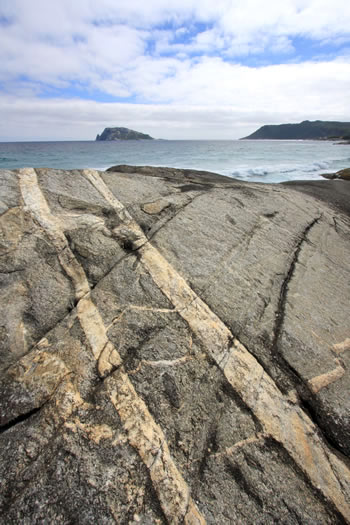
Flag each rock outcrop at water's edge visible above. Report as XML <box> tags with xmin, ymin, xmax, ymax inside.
<box><xmin>96</xmin><ymin>127</ymin><xmax>154</xmax><ymax>141</ymax></box>
<box><xmin>0</xmin><ymin>165</ymin><xmax>350</xmax><ymax>524</ymax></box>
<box><xmin>321</xmin><ymin>168</ymin><xmax>350</xmax><ymax>180</ymax></box>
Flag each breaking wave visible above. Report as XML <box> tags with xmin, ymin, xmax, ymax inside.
<box><xmin>228</xmin><ymin>158</ymin><xmax>349</xmax><ymax>182</ymax></box>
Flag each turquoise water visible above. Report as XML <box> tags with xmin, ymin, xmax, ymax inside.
<box><xmin>0</xmin><ymin>139</ymin><xmax>349</xmax><ymax>183</ymax></box>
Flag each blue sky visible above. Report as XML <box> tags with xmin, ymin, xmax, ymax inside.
<box><xmin>0</xmin><ymin>0</ymin><xmax>350</xmax><ymax>140</ymax></box>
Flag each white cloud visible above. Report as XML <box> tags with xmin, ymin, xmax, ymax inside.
<box><xmin>0</xmin><ymin>0</ymin><xmax>350</xmax><ymax>139</ymax></box>
<box><xmin>0</xmin><ymin>56</ymin><xmax>349</xmax><ymax>140</ymax></box>
<box><xmin>141</xmin><ymin>57</ymin><xmax>350</xmax><ymax>108</ymax></box>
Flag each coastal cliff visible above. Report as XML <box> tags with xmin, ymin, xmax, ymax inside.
<box><xmin>0</xmin><ymin>166</ymin><xmax>350</xmax><ymax>523</ymax></box>
<box><xmin>242</xmin><ymin>120</ymin><xmax>350</xmax><ymax>140</ymax></box>
<box><xmin>96</xmin><ymin>127</ymin><xmax>153</xmax><ymax>141</ymax></box>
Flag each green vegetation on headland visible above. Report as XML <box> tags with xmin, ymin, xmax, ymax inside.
<box><xmin>96</xmin><ymin>127</ymin><xmax>153</xmax><ymax>141</ymax></box>
<box><xmin>241</xmin><ymin>120</ymin><xmax>350</xmax><ymax>140</ymax></box>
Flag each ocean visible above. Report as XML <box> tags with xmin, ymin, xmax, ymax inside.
<box><xmin>0</xmin><ymin>139</ymin><xmax>349</xmax><ymax>183</ymax></box>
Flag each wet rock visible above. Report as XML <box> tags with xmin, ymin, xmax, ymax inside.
<box><xmin>321</xmin><ymin>167</ymin><xmax>350</xmax><ymax>180</ymax></box>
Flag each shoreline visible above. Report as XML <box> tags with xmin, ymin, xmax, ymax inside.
<box><xmin>105</xmin><ymin>164</ymin><xmax>350</xmax><ymax>217</ymax></box>
<box><xmin>1</xmin><ymin>140</ymin><xmax>350</xmax><ymax>184</ymax></box>
<box><xmin>1</xmin><ymin>163</ymin><xmax>349</xmax><ymax>215</ymax></box>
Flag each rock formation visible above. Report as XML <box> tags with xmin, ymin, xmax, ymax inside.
<box><xmin>0</xmin><ymin>165</ymin><xmax>350</xmax><ymax>524</ymax></box>
<box><xmin>96</xmin><ymin>127</ymin><xmax>153</xmax><ymax>141</ymax></box>
<box><xmin>321</xmin><ymin>168</ymin><xmax>350</xmax><ymax>180</ymax></box>
<box><xmin>241</xmin><ymin>120</ymin><xmax>350</xmax><ymax>140</ymax></box>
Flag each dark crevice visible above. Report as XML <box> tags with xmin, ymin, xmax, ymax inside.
<box><xmin>268</xmin><ymin>215</ymin><xmax>322</xmax><ymax>392</ymax></box>
<box><xmin>7</xmin><ymin>248</ymin><xmax>133</xmax><ymax>374</ymax></box>
<box><xmin>121</xmin><ymin>239</ymin><xmax>135</xmax><ymax>252</ymax></box>
<box><xmin>242</xmin><ymin>449</ymin><xmax>265</xmax><ymax>474</ymax></box>
<box><xmin>298</xmin><ymin>396</ymin><xmax>321</xmax><ymax>430</ymax></box>
<box><xmin>98</xmin><ymin>363</ymin><xmax>120</xmax><ymax>382</ymax></box>
<box><xmin>178</xmin><ymin>183</ymin><xmax>213</xmax><ymax>192</ymax></box>
<box><xmin>162</xmin><ymin>373</ymin><xmax>180</xmax><ymax>409</ymax></box>
<box><xmin>84</xmin><ymin>167</ymin><xmax>204</xmax><ymax>251</ymax></box>
<box><xmin>139</xmin><ymin>221</ymin><xmax>151</xmax><ymax>234</ymax></box>
<box><xmin>0</xmin><ymin>205</ymin><xmax>21</xmax><ymax>219</ymax></box>
<box><xmin>281</xmin><ymin>499</ymin><xmax>307</xmax><ymax>525</ymax></box>
<box><xmin>224</xmin><ymin>460</ymin><xmax>263</xmax><ymax>508</ymax></box>
<box><xmin>225</xmin><ymin>214</ymin><xmax>236</xmax><ymax>226</ymax></box>
<box><xmin>233</xmin><ymin>197</ymin><xmax>245</xmax><ymax>208</ymax></box>
<box><xmin>144</xmin><ymin>477</ymin><xmax>168</xmax><ymax>525</ymax></box>
<box><xmin>263</xmin><ymin>211</ymin><xmax>278</xmax><ymax>219</ymax></box>
<box><xmin>219</xmin><ymin>334</ymin><xmax>282</xmax><ymax>418</ymax></box>
<box><xmin>0</xmin><ymin>406</ymin><xmax>42</xmax><ymax>435</ymax></box>
<box><xmin>96</xmin><ymin>341</ymin><xmax>121</xmax><ymax>381</ymax></box>
<box><xmin>1</xmin><ymin>293</ymin><xmax>77</xmax><ymax>374</ymax></box>
<box><xmin>332</xmin><ymin>217</ymin><xmax>339</xmax><ymax>233</ymax></box>
<box><xmin>0</xmin><ymin>268</ymin><xmax>25</xmax><ymax>274</ymax></box>
<box><xmin>260</xmin><ymin>337</ymin><xmax>306</xmax><ymax>394</ymax></box>
<box><xmin>219</xmin><ymin>379</ymin><xmax>263</xmax><ymax>432</ymax></box>
<box><xmin>257</xmin><ymin>293</ymin><xmax>271</xmax><ymax>321</ymax></box>
<box><xmin>272</xmin><ymin>215</ymin><xmax>321</xmax><ymax>349</ymax></box>
<box><xmin>89</xmin><ymin>251</ymin><xmax>134</xmax><ymax>291</ymax></box>
<box><xmin>146</xmin><ymin>192</ymin><xmax>205</xmax><ymax>242</ymax></box>
<box><xmin>298</xmin><ymin>395</ymin><xmax>350</xmax><ymax>460</ymax></box>
<box><xmin>267</xmin><ymin>438</ymin><xmax>349</xmax><ymax>525</ymax></box>
<box><xmin>1</xmin><ymin>368</ymin><xmax>73</xmax><ymax>435</ymax></box>
<box><xmin>122</xmin><ymin>346</ymin><xmax>139</xmax><ymax>372</ymax></box>
<box><xmin>160</xmin><ymin>279</ymin><xmax>279</xmax><ymax>429</ymax></box>
<box><xmin>122</xmin><ymin>327</ymin><xmax>164</xmax><ymax>373</ymax></box>
<box><xmin>198</xmin><ymin>423</ymin><xmax>219</xmax><ymax>480</ymax></box>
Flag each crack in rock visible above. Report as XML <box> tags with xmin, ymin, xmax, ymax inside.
<box><xmin>17</xmin><ymin>167</ymin><xmax>205</xmax><ymax>525</ymax></box>
<box><xmin>272</xmin><ymin>215</ymin><xmax>322</xmax><ymax>350</ymax></box>
<box><xmin>0</xmin><ymin>405</ymin><xmax>43</xmax><ymax>434</ymax></box>
<box><xmin>80</xmin><ymin>170</ymin><xmax>350</xmax><ymax>522</ymax></box>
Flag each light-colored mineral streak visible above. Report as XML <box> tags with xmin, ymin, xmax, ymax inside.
<box><xmin>18</xmin><ymin>167</ymin><xmax>205</xmax><ymax>525</ymax></box>
<box><xmin>82</xmin><ymin>169</ymin><xmax>350</xmax><ymax>521</ymax></box>
<box><xmin>333</xmin><ymin>338</ymin><xmax>350</xmax><ymax>354</ymax></box>
<box><xmin>308</xmin><ymin>360</ymin><xmax>345</xmax><ymax>394</ymax></box>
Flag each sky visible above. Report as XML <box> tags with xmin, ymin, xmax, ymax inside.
<box><xmin>0</xmin><ymin>0</ymin><xmax>350</xmax><ymax>140</ymax></box>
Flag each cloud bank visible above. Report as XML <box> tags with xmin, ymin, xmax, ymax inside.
<box><xmin>1</xmin><ymin>0</ymin><xmax>350</xmax><ymax>140</ymax></box>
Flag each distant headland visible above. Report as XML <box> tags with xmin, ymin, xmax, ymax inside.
<box><xmin>241</xmin><ymin>120</ymin><xmax>350</xmax><ymax>140</ymax></box>
<box><xmin>96</xmin><ymin>127</ymin><xmax>153</xmax><ymax>141</ymax></box>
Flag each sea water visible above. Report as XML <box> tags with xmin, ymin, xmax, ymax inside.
<box><xmin>0</xmin><ymin>139</ymin><xmax>349</xmax><ymax>183</ymax></box>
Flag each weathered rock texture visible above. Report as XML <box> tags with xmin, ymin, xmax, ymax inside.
<box><xmin>0</xmin><ymin>165</ymin><xmax>350</xmax><ymax>524</ymax></box>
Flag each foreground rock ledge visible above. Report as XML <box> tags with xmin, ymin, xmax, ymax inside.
<box><xmin>0</xmin><ymin>166</ymin><xmax>349</xmax><ymax>524</ymax></box>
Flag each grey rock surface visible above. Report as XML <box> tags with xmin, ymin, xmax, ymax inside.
<box><xmin>0</xmin><ymin>166</ymin><xmax>349</xmax><ymax>524</ymax></box>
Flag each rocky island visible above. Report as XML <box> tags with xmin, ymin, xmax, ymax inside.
<box><xmin>96</xmin><ymin>127</ymin><xmax>154</xmax><ymax>141</ymax></box>
<box><xmin>0</xmin><ymin>165</ymin><xmax>349</xmax><ymax>523</ymax></box>
<box><xmin>242</xmin><ymin>120</ymin><xmax>350</xmax><ymax>140</ymax></box>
